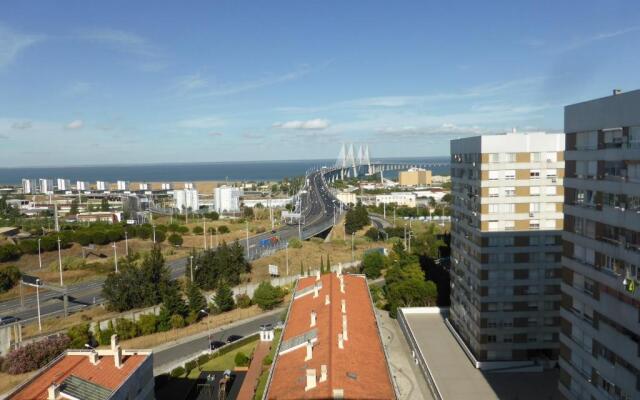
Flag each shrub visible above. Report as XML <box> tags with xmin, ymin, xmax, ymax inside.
<box><xmin>192</xmin><ymin>226</ymin><xmax>203</xmax><ymax>235</ymax></box>
<box><xmin>155</xmin><ymin>230</ymin><xmax>166</xmax><ymax>243</ymax></box>
<box><xmin>235</xmin><ymin>293</ymin><xmax>252</xmax><ymax>309</ymax></box>
<box><xmin>364</xmin><ymin>227</ymin><xmax>380</xmax><ymax>241</ymax></box>
<box><xmin>262</xmin><ymin>355</ymin><xmax>273</xmax><ymax>366</ymax></box>
<box><xmin>217</xmin><ymin>225</ymin><xmax>230</xmax><ymax>234</ymax></box>
<box><xmin>170</xmin><ymin>366</ymin><xmax>185</xmax><ymax>377</ymax></box>
<box><xmin>170</xmin><ymin>314</ymin><xmax>185</xmax><ymax>329</ymax></box>
<box><xmin>168</xmin><ymin>234</ymin><xmax>183</xmax><ymax>247</ymax></box>
<box><xmin>73</xmin><ymin>232</ymin><xmax>92</xmax><ymax>246</ymax></box>
<box><xmin>177</xmin><ymin>226</ymin><xmax>189</xmax><ymax>234</ymax></box>
<box><xmin>0</xmin><ymin>244</ymin><xmax>21</xmax><ymax>262</ymax></box>
<box><xmin>67</xmin><ymin>323</ymin><xmax>91</xmax><ymax>348</ymax></box>
<box><xmin>0</xmin><ymin>265</ymin><xmax>21</xmax><ymax>293</ymax></box>
<box><xmin>18</xmin><ymin>239</ymin><xmax>39</xmax><ymax>255</ymax></box>
<box><xmin>184</xmin><ymin>360</ymin><xmax>197</xmax><ymax>374</ymax></box>
<box><xmin>234</xmin><ymin>352</ymin><xmax>249</xmax><ymax>367</ymax></box>
<box><xmin>4</xmin><ymin>335</ymin><xmax>70</xmax><ymax>374</ymax></box>
<box><xmin>362</xmin><ymin>251</ymin><xmax>385</xmax><ymax>279</ymax></box>
<box><xmin>137</xmin><ymin>314</ymin><xmax>157</xmax><ymax>336</ymax></box>
<box><xmin>288</xmin><ymin>238</ymin><xmax>302</xmax><ymax>249</ymax></box>
<box><xmin>115</xmin><ymin>318</ymin><xmax>139</xmax><ymax>340</ymax></box>
<box><xmin>91</xmin><ymin>231</ymin><xmax>109</xmax><ymax>245</ymax></box>
<box><xmin>197</xmin><ymin>354</ymin><xmax>211</xmax><ymax>365</ymax></box>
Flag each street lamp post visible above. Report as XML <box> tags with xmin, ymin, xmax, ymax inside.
<box><xmin>351</xmin><ymin>232</ymin><xmax>355</xmax><ymax>262</ymax></box>
<box><xmin>200</xmin><ymin>309</ymin><xmax>212</xmax><ymax>351</ymax></box>
<box><xmin>38</xmin><ymin>238</ymin><xmax>42</xmax><ymax>269</ymax></box>
<box><xmin>190</xmin><ymin>255</ymin><xmax>194</xmax><ymax>283</ymax></box>
<box><xmin>285</xmin><ymin>242</ymin><xmax>289</xmax><ymax>276</ymax></box>
<box><xmin>124</xmin><ymin>231</ymin><xmax>129</xmax><ymax>256</ymax></box>
<box><xmin>203</xmin><ymin>220</ymin><xmax>207</xmax><ymax>250</ymax></box>
<box><xmin>245</xmin><ymin>221</ymin><xmax>250</xmax><ymax>258</ymax></box>
<box><xmin>57</xmin><ymin>236</ymin><xmax>64</xmax><ymax>286</ymax></box>
<box><xmin>35</xmin><ymin>279</ymin><xmax>42</xmax><ymax>332</ymax></box>
<box><xmin>112</xmin><ymin>242</ymin><xmax>118</xmax><ymax>273</ymax></box>
<box><xmin>152</xmin><ymin>225</ymin><xmax>156</xmax><ymax>244</ymax></box>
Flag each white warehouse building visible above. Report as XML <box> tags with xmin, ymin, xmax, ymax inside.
<box><xmin>375</xmin><ymin>192</ymin><xmax>417</xmax><ymax>207</ymax></box>
<box><xmin>174</xmin><ymin>189</ymin><xmax>199</xmax><ymax>213</ymax></box>
<box><xmin>214</xmin><ymin>186</ymin><xmax>243</xmax><ymax>213</ymax></box>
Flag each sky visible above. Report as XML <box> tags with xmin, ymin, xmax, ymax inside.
<box><xmin>1</xmin><ymin>1</ymin><xmax>640</xmax><ymax>167</ymax></box>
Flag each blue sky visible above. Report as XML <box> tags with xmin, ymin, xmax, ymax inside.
<box><xmin>1</xmin><ymin>1</ymin><xmax>640</xmax><ymax>167</ymax></box>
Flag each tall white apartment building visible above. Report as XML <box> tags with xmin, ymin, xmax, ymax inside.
<box><xmin>38</xmin><ymin>178</ymin><xmax>54</xmax><ymax>194</ymax></box>
<box><xmin>22</xmin><ymin>179</ymin><xmax>36</xmax><ymax>194</ymax></box>
<box><xmin>214</xmin><ymin>186</ymin><xmax>243</xmax><ymax>213</ymax></box>
<box><xmin>450</xmin><ymin>132</ymin><xmax>565</xmax><ymax>366</ymax></box>
<box><xmin>76</xmin><ymin>180</ymin><xmax>88</xmax><ymax>191</ymax></box>
<box><xmin>117</xmin><ymin>180</ymin><xmax>129</xmax><ymax>191</ymax></box>
<box><xmin>174</xmin><ymin>189</ymin><xmax>199</xmax><ymax>212</ymax></box>
<box><xmin>56</xmin><ymin>178</ymin><xmax>71</xmax><ymax>191</ymax></box>
<box><xmin>160</xmin><ymin>183</ymin><xmax>172</xmax><ymax>191</ymax></box>
<box><xmin>559</xmin><ymin>90</ymin><xmax>640</xmax><ymax>400</ymax></box>
<box><xmin>139</xmin><ymin>183</ymin><xmax>149</xmax><ymax>191</ymax></box>
<box><xmin>96</xmin><ymin>181</ymin><xmax>109</xmax><ymax>191</ymax></box>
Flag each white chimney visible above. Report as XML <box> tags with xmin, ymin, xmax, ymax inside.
<box><xmin>341</xmin><ymin>299</ymin><xmax>346</xmax><ymax>314</ymax></box>
<box><xmin>47</xmin><ymin>384</ymin><xmax>60</xmax><ymax>400</ymax></box>
<box><xmin>310</xmin><ymin>310</ymin><xmax>317</xmax><ymax>327</ymax></box>
<box><xmin>342</xmin><ymin>315</ymin><xmax>348</xmax><ymax>341</ymax></box>
<box><xmin>338</xmin><ymin>333</ymin><xmax>344</xmax><ymax>349</ymax></box>
<box><xmin>320</xmin><ymin>364</ymin><xmax>328</xmax><ymax>382</ymax></box>
<box><xmin>340</xmin><ymin>276</ymin><xmax>345</xmax><ymax>293</ymax></box>
<box><xmin>337</xmin><ymin>263</ymin><xmax>343</xmax><ymax>276</ymax></box>
<box><xmin>305</xmin><ymin>369</ymin><xmax>317</xmax><ymax>391</ymax></box>
<box><xmin>305</xmin><ymin>340</ymin><xmax>313</xmax><ymax>361</ymax></box>
<box><xmin>316</xmin><ymin>269</ymin><xmax>321</xmax><ymax>281</ymax></box>
<box><xmin>313</xmin><ymin>284</ymin><xmax>319</xmax><ymax>298</ymax></box>
<box><xmin>111</xmin><ymin>334</ymin><xmax>122</xmax><ymax>368</ymax></box>
<box><xmin>325</xmin><ymin>294</ymin><xmax>330</xmax><ymax>305</ymax></box>
<box><xmin>89</xmin><ymin>351</ymin><xmax>99</xmax><ymax>365</ymax></box>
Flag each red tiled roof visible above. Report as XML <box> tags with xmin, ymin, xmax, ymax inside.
<box><xmin>267</xmin><ymin>273</ymin><xmax>395</xmax><ymax>399</ymax></box>
<box><xmin>8</xmin><ymin>352</ymin><xmax>148</xmax><ymax>400</ymax></box>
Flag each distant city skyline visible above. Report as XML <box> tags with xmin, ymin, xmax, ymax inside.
<box><xmin>1</xmin><ymin>1</ymin><xmax>640</xmax><ymax>166</ymax></box>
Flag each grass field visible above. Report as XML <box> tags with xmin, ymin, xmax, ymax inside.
<box><xmin>186</xmin><ymin>338</ymin><xmax>260</xmax><ymax>379</ymax></box>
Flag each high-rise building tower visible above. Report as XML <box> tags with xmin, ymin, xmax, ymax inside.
<box><xmin>559</xmin><ymin>90</ymin><xmax>640</xmax><ymax>400</ymax></box>
<box><xmin>450</xmin><ymin>132</ymin><xmax>565</xmax><ymax>365</ymax></box>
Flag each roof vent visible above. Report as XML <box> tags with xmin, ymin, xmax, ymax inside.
<box><xmin>613</xmin><ymin>89</ymin><xmax>622</xmax><ymax>95</ymax></box>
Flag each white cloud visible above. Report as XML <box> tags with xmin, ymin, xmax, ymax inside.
<box><xmin>173</xmin><ymin>73</ymin><xmax>208</xmax><ymax>94</ymax></box>
<box><xmin>11</xmin><ymin>120</ymin><xmax>32</xmax><ymax>130</ymax></box>
<box><xmin>177</xmin><ymin>116</ymin><xmax>225</xmax><ymax>129</ymax></box>
<box><xmin>273</xmin><ymin>118</ymin><xmax>330</xmax><ymax>130</ymax></box>
<box><xmin>557</xmin><ymin>26</ymin><xmax>640</xmax><ymax>52</ymax></box>
<box><xmin>0</xmin><ymin>24</ymin><xmax>44</xmax><ymax>68</ymax></box>
<box><xmin>66</xmin><ymin>120</ymin><xmax>84</xmax><ymax>129</ymax></box>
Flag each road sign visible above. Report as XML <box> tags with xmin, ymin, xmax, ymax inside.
<box><xmin>268</xmin><ymin>264</ymin><xmax>279</xmax><ymax>277</ymax></box>
<box><xmin>21</xmin><ymin>274</ymin><xmax>42</xmax><ymax>287</ymax></box>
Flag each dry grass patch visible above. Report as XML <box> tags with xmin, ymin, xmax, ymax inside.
<box><xmin>0</xmin><ymin>371</ymin><xmax>37</xmax><ymax>396</ymax></box>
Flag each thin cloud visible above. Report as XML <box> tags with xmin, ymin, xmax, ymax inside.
<box><xmin>177</xmin><ymin>116</ymin><xmax>225</xmax><ymax>129</ymax></box>
<box><xmin>0</xmin><ymin>24</ymin><xmax>44</xmax><ymax>68</ymax></box>
<box><xmin>273</xmin><ymin>118</ymin><xmax>330</xmax><ymax>130</ymax></box>
<box><xmin>80</xmin><ymin>28</ymin><xmax>158</xmax><ymax>57</ymax></box>
<box><xmin>11</xmin><ymin>121</ymin><xmax>32</xmax><ymax>130</ymax></box>
<box><xmin>65</xmin><ymin>81</ymin><xmax>93</xmax><ymax>96</ymax></box>
<box><xmin>66</xmin><ymin>120</ymin><xmax>84</xmax><ymax>129</ymax></box>
<box><xmin>558</xmin><ymin>26</ymin><xmax>640</xmax><ymax>52</ymax></box>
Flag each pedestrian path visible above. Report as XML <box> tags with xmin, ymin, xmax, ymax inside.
<box><xmin>236</xmin><ymin>341</ymin><xmax>270</xmax><ymax>400</ymax></box>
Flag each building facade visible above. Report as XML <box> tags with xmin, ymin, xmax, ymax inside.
<box><xmin>38</xmin><ymin>178</ymin><xmax>54</xmax><ymax>194</ymax></box>
<box><xmin>398</xmin><ymin>168</ymin><xmax>432</xmax><ymax>186</ymax></box>
<box><xmin>375</xmin><ymin>192</ymin><xmax>417</xmax><ymax>207</ymax></box>
<box><xmin>55</xmin><ymin>179</ymin><xmax>70</xmax><ymax>192</ymax></box>
<box><xmin>559</xmin><ymin>90</ymin><xmax>640</xmax><ymax>400</ymax></box>
<box><xmin>174</xmin><ymin>188</ymin><xmax>199</xmax><ymax>212</ymax></box>
<box><xmin>21</xmin><ymin>179</ymin><xmax>36</xmax><ymax>194</ymax></box>
<box><xmin>214</xmin><ymin>186</ymin><xmax>242</xmax><ymax>213</ymax></box>
<box><xmin>450</xmin><ymin>132</ymin><xmax>565</xmax><ymax>364</ymax></box>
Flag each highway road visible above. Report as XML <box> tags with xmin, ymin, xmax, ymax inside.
<box><xmin>0</xmin><ymin>170</ymin><xmax>340</xmax><ymax>327</ymax></box>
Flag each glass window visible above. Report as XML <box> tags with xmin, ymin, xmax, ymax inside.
<box><xmin>504</xmin><ymin>187</ymin><xmax>515</xmax><ymax>197</ymax></box>
<box><xmin>545</xmin><ymin>186</ymin><xmax>557</xmax><ymax>195</ymax></box>
<box><xmin>502</xmin><ymin>153</ymin><xmax>516</xmax><ymax>163</ymax></box>
<box><xmin>504</xmin><ymin>170</ymin><xmax>516</xmax><ymax>180</ymax></box>
<box><xmin>530</xmin><ymin>186</ymin><xmax>540</xmax><ymax>196</ymax></box>
<box><xmin>504</xmin><ymin>220</ymin><xmax>515</xmax><ymax>230</ymax></box>
<box><xmin>544</xmin><ymin>152</ymin><xmax>557</xmax><ymax>162</ymax></box>
<box><xmin>530</xmin><ymin>169</ymin><xmax>541</xmax><ymax>179</ymax></box>
<box><xmin>488</xmin><ymin>221</ymin><xmax>499</xmax><ymax>231</ymax></box>
<box><xmin>489</xmin><ymin>187</ymin><xmax>499</xmax><ymax>197</ymax></box>
<box><xmin>489</xmin><ymin>204</ymin><xmax>500</xmax><ymax>213</ymax></box>
<box><xmin>489</xmin><ymin>170</ymin><xmax>500</xmax><ymax>180</ymax></box>
<box><xmin>530</xmin><ymin>152</ymin><xmax>541</xmax><ymax>162</ymax></box>
<box><xmin>488</xmin><ymin>153</ymin><xmax>499</xmax><ymax>163</ymax></box>
<box><xmin>530</xmin><ymin>220</ymin><xmax>540</xmax><ymax>229</ymax></box>
<box><xmin>530</xmin><ymin>203</ymin><xmax>540</xmax><ymax>212</ymax></box>
<box><xmin>545</xmin><ymin>169</ymin><xmax>557</xmax><ymax>178</ymax></box>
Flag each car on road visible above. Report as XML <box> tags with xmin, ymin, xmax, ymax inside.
<box><xmin>0</xmin><ymin>316</ymin><xmax>18</xmax><ymax>326</ymax></box>
<box><xmin>226</xmin><ymin>334</ymin><xmax>243</xmax><ymax>343</ymax></box>
<box><xmin>210</xmin><ymin>340</ymin><xmax>225</xmax><ymax>350</ymax></box>
<box><xmin>260</xmin><ymin>323</ymin><xmax>273</xmax><ymax>330</ymax></box>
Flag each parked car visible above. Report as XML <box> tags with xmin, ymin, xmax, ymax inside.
<box><xmin>210</xmin><ymin>340</ymin><xmax>225</xmax><ymax>350</ymax></box>
<box><xmin>226</xmin><ymin>334</ymin><xmax>243</xmax><ymax>343</ymax></box>
<box><xmin>0</xmin><ymin>316</ymin><xmax>18</xmax><ymax>326</ymax></box>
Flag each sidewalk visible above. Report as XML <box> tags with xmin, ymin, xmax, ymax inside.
<box><xmin>236</xmin><ymin>341</ymin><xmax>271</xmax><ymax>400</ymax></box>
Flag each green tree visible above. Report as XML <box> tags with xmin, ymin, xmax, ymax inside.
<box><xmin>252</xmin><ymin>282</ymin><xmax>284</xmax><ymax>310</ymax></box>
<box><xmin>69</xmin><ymin>199</ymin><xmax>79</xmax><ymax>215</ymax></box>
<box><xmin>186</xmin><ymin>282</ymin><xmax>207</xmax><ymax>314</ymax></box>
<box><xmin>412</xmin><ymin>223</ymin><xmax>445</xmax><ymax>259</ymax></box>
<box><xmin>364</xmin><ymin>227</ymin><xmax>380</xmax><ymax>241</ymax></box>
<box><xmin>217</xmin><ymin>225</ymin><xmax>230</xmax><ymax>234</ymax></box>
<box><xmin>243</xmin><ymin>207</ymin><xmax>254</xmax><ymax>219</ymax></box>
<box><xmin>115</xmin><ymin>318</ymin><xmax>139</xmax><ymax>340</ymax></box>
<box><xmin>386</xmin><ymin>278</ymin><xmax>437</xmax><ymax>318</ymax></box>
<box><xmin>170</xmin><ymin>314</ymin><xmax>185</xmax><ymax>329</ymax></box>
<box><xmin>234</xmin><ymin>352</ymin><xmax>249</xmax><ymax>367</ymax></box>
<box><xmin>215</xmin><ymin>282</ymin><xmax>235</xmax><ymax>312</ymax></box>
<box><xmin>192</xmin><ymin>226</ymin><xmax>204</xmax><ymax>235</ymax></box>
<box><xmin>362</xmin><ymin>251</ymin><xmax>385</xmax><ymax>279</ymax></box>
<box><xmin>325</xmin><ymin>254</ymin><xmax>331</xmax><ymax>274</ymax></box>
<box><xmin>168</xmin><ymin>233</ymin><xmax>183</xmax><ymax>246</ymax></box>
<box><xmin>67</xmin><ymin>323</ymin><xmax>91</xmax><ymax>348</ymax></box>
<box><xmin>0</xmin><ymin>265</ymin><xmax>21</xmax><ymax>292</ymax></box>
<box><xmin>100</xmin><ymin>197</ymin><xmax>110</xmax><ymax>211</ymax></box>
<box><xmin>162</xmin><ymin>282</ymin><xmax>188</xmax><ymax>317</ymax></box>
<box><xmin>319</xmin><ymin>255</ymin><xmax>324</xmax><ymax>274</ymax></box>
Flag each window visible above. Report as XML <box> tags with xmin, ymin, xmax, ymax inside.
<box><xmin>489</xmin><ymin>204</ymin><xmax>500</xmax><ymax>213</ymax></box>
<box><xmin>544</xmin><ymin>186</ymin><xmax>557</xmax><ymax>195</ymax></box>
<box><xmin>487</xmin><ymin>335</ymin><xmax>497</xmax><ymax>343</ymax></box>
<box><xmin>504</xmin><ymin>220</ymin><xmax>515</xmax><ymax>230</ymax></box>
<box><xmin>488</xmin><ymin>170</ymin><xmax>500</xmax><ymax>180</ymax></box>
<box><xmin>488</xmin><ymin>187</ymin><xmax>499</xmax><ymax>197</ymax></box>
<box><xmin>504</xmin><ymin>170</ymin><xmax>516</xmax><ymax>180</ymax></box>
<box><xmin>488</xmin><ymin>153</ymin><xmax>499</xmax><ymax>163</ymax></box>
<box><xmin>488</xmin><ymin>221</ymin><xmax>498</xmax><ymax>231</ymax></box>
<box><xmin>576</xmin><ymin>131</ymin><xmax>597</xmax><ymax>150</ymax></box>
<box><xmin>500</xmin><ymin>203</ymin><xmax>515</xmax><ymax>213</ymax></box>
<box><xmin>542</xmin><ymin>219</ymin><xmax>556</xmax><ymax>229</ymax></box>
<box><xmin>530</xmin><ymin>186</ymin><xmax>540</xmax><ymax>196</ymax></box>
<box><xmin>502</xmin><ymin>153</ymin><xmax>516</xmax><ymax>163</ymax></box>
<box><xmin>544</xmin><ymin>152</ymin><xmax>557</xmax><ymax>162</ymax></box>
<box><xmin>544</xmin><ymin>203</ymin><xmax>556</xmax><ymax>212</ymax></box>
<box><xmin>530</xmin><ymin>152</ymin><xmax>541</xmax><ymax>162</ymax></box>
<box><xmin>529</xmin><ymin>219</ymin><xmax>540</xmax><ymax>230</ymax></box>
<box><xmin>530</xmin><ymin>169</ymin><xmax>540</xmax><ymax>179</ymax></box>
<box><xmin>530</xmin><ymin>203</ymin><xmax>540</xmax><ymax>213</ymax></box>
<box><xmin>504</xmin><ymin>187</ymin><xmax>515</xmax><ymax>197</ymax></box>
<box><xmin>545</xmin><ymin>169</ymin><xmax>557</xmax><ymax>178</ymax></box>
